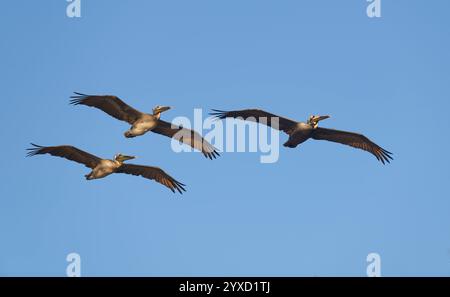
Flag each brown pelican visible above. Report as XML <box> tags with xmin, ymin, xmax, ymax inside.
<box><xmin>210</xmin><ymin>109</ymin><xmax>393</xmax><ymax>164</ymax></box>
<box><xmin>70</xmin><ymin>92</ymin><xmax>219</xmax><ymax>159</ymax></box>
<box><xmin>26</xmin><ymin>144</ymin><xmax>186</xmax><ymax>194</ymax></box>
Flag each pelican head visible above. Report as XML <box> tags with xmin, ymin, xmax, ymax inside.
<box><xmin>308</xmin><ymin>115</ymin><xmax>330</xmax><ymax>128</ymax></box>
<box><xmin>114</xmin><ymin>153</ymin><xmax>136</xmax><ymax>163</ymax></box>
<box><xmin>153</xmin><ymin>105</ymin><xmax>171</xmax><ymax>115</ymax></box>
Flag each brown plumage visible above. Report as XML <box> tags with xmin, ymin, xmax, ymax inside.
<box><xmin>211</xmin><ymin>109</ymin><xmax>393</xmax><ymax>164</ymax></box>
<box><xmin>311</xmin><ymin>128</ymin><xmax>392</xmax><ymax>164</ymax></box>
<box><xmin>70</xmin><ymin>93</ymin><xmax>142</xmax><ymax>124</ymax></box>
<box><xmin>151</xmin><ymin>120</ymin><xmax>220</xmax><ymax>160</ymax></box>
<box><xmin>70</xmin><ymin>92</ymin><xmax>219</xmax><ymax>159</ymax></box>
<box><xmin>26</xmin><ymin>144</ymin><xmax>186</xmax><ymax>194</ymax></box>
<box><xmin>211</xmin><ymin>109</ymin><xmax>297</xmax><ymax>133</ymax></box>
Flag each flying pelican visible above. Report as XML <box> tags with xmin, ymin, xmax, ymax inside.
<box><xmin>26</xmin><ymin>144</ymin><xmax>186</xmax><ymax>194</ymax></box>
<box><xmin>210</xmin><ymin>109</ymin><xmax>393</xmax><ymax>164</ymax></box>
<box><xmin>70</xmin><ymin>92</ymin><xmax>219</xmax><ymax>159</ymax></box>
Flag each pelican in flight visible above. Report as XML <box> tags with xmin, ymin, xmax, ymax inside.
<box><xmin>210</xmin><ymin>109</ymin><xmax>393</xmax><ymax>164</ymax></box>
<box><xmin>70</xmin><ymin>92</ymin><xmax>219</xmax><ymax>159</ymax></box>
<box><xmin>26</xmin><ymin>144</ymin><xmax>186</xmax><ymax>194</ymax></box>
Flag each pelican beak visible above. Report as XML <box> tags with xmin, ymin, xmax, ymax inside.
<box><xmin>121</xmin><ymin>155</ymin><xmax>136</xmax><ymax>162</ymax></box>
<box><xmin>315</xmin><ymin>115</ymin><xmax>330</xmax><ymax>122</ymax></box>
<box><xmin>156</xmin><ymin>106</ymin><xmax>171</xmax><ymax>113</ymax></box>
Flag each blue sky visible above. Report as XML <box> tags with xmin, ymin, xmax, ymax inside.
<box><xmin>1</xmin><ymin>0</ymin><xmax>449</xmax><ymax>276</ymax></box>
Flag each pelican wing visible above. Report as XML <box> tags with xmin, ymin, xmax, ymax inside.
<box><xmin>116</xmin><ymin>164</ymin><xmax>186</xmax><ymax>194</ymax></box>
<box><xmin>70</xmin><ymin>92</ymin><xmax>143</xmax><ymax>124</ymax></box>
<box><xmin>210</xmin><ymin>109</ymin><xmax>297</xmax><ymax>133</ymax></box>
<box><xmin>26</xmin><ymin>144</ymin><xmax>102</xmax><ymax>168</ymax></box>
<box><xmin>311</xmin><ymin>128</ymin><xmax>393</xmax><ymax>164</ymax></box>
<box><xmin>151</xmin><ymin>120</ymin><xmax>220</xmax><ymax>159</ymax></box>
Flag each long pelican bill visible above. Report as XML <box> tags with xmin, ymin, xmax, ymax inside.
<box><xmin>116</xmin><ymin>154</ymin><xmax>136</xmax><ymax>162</ymax></box>
<box><xmin>154</xmin><ymin>106</ymin><xmax>171</xmax><ymax>113</ymax></box>
<box><xmin>314</xmin><ymin>115</ymin><xmax>330</xmax><ymax>122</ymax></box>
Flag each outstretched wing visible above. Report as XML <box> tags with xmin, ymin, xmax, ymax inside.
<box><xmin>70</xmin><ymin>92</ymin><xmax>143</xmax><ymax>124</ymax></box>
<box><xmin>210</xmin><ymin>109</ymin><xmax>298</xmax><ymax>134</ymax></box>
<box><xmin>151</xmin><ymin>120</ymin><xmax>220</xmax><ymax>160</ymax></box>
<box><xmin>26</xmin><ymin>144</ymin><xmax>102</xmax><ymax>168</ymax></box>
<box><xmin>311</xmin><ymin>128</ymin><xmax>393</xmax><ymax>164</ymax></box>
<box><xmin>116</xmin><ymin>164</ymin><xmax>186</xmax><ymax>194</ymax></box>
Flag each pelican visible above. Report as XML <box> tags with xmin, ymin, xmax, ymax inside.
<box><xmin>210</xmin><ymin>109</ymin><xmax>393</xmax><ymax>164</ymax></box>
<box><xmin>70</xmin><ymin>92</ymin><xmax>219</xmax><ymax>159</ymax></box>
<box><xmin>26</xmin><ymin>144</ymin><xmax>186</xmax><ymax>194</ymax></box>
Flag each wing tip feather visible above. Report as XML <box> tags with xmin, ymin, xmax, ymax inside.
<box><xmin>69</xmin><ymin>92</ymin><xmax>90</xmax><ymax>105</ymax></box>
<box><xmin>26</xmin><ymin>143</ymin><xmax>44</xmax><ymax>157</ymax></box>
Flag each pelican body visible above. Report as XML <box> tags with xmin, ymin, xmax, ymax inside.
<box><xmin>26</xmin><ymin>144</ymin><xmax>186</xmax><ymax>194</ymax></box>
<box><xmin>211</xmin><ymin>109</ymin><xmax>393</xmax><ymax>164</ymax></box>
<box><xmin>283</xmin><ymin>115</ymin><xmax>331</xmax><ymax>148</ymax></box>
<box><xmin>70</xmin><ymin>93</ymin><xmax>219</xmax><ymax>159</ymax></box>
<box><xmin>123</xmin><ymin>105</ymin><xmax>170</xmax><ymax>138</ymax></box>
<box><xmin>85</xmin><ymin>154</ymin><xmax>135</xmax><ymax>180</ymax></box>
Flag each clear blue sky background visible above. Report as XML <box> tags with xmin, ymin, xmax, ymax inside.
<box><xmin>1</xmin><ymin>1</ymin><xmax>449</xmax><ymax>276</ymax></box>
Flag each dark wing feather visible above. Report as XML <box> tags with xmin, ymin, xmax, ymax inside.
<box><xmin>70</xmin><ymin>92</ymin><xmax>143</xmax><ymax>124</ymax></box>
<box><xmin>116</xmin><ymin>164</ymin><xmax>186</xmax><ymax>194</ymax></box>
<box><xmin>311</xmin><ymin>128</ymin><xmax>393</xmax><ymax>164</ymax></box>
<box><xmin>151</xmin><ymin>120</ymin><xmax>220</xmax><ymax>160</ymax></box>
<box><xmin>26</xmin><ymin>144</ymin><xmax>101</xmax><ymax>168</ymax></box>
<box><xmin>210</xmin><ymin>109</ymin><xmax>298</xmax><ymax>134</ymax></box>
